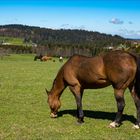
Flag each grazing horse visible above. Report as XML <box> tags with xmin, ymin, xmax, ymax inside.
<box><xmin>41</xmin><ymin>56</ymin><xmax>52</xmax><ymax>61</ymax></box>
<box><xmin>34</xmin><ymin>54</ymin><xmax>43</xmax><ymax>61</ymax></box>
<box><xmin>46</xmin><ymin>50</ymin><xmax>140</xmax><ymax>129</ymax></box>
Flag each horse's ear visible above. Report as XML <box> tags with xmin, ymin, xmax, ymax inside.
<box><xmin>45</xmin><ymin>88</ymin><xmax>49</xmax><ymax>95</ymax></box>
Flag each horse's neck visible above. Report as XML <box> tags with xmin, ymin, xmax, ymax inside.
<box><xmin>50</xmin><ymin>86</ymin><xmax>63</xmax><ymax>99</ymax></box>
<box><xmin>51</xmin><ymin>78</ymin><xmax>65</xmax><ymax>98</ymax></box>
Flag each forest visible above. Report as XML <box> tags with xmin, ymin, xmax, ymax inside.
<box><xmin>0</xmin><ymin>24</ymin><xmax>132</xmax><ymax>56</ymax></box>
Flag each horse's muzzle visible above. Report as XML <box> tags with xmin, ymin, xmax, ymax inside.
<box><xmin>50</xmin><ymin>112</ymin><xmax>58</xmax><ymax>118</ymax></box>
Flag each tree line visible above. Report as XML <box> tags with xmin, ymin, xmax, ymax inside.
<box><xmin>0</xmin><ymin>24</ymin><xmax>131</xmax><ymax>56</ymax></box>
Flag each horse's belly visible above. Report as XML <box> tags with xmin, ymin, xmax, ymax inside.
<box><xmin>82</xmin><ymin>79</ymin><xmax>111</xmax><ymax>89</ymax></box>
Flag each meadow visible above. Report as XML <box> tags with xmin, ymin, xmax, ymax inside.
<box><xmin>0</xmin><ymin>54</ymin><xmax>140</xmax><ymax>140</ymax></box>
<box><xmin>0</xmin><ymin>36</ymin><xmax>32</xmax><ymax>46</ymax></box>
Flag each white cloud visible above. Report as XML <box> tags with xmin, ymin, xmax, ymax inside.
<box><xmin>119</xmin><ymin>29</ymin><xmax>140</xmax><ymax>38</ymax></box>
<box><xmin>109</xmin><ymin>18</ymin><xmax>124</xmax><ymax>25</ymax></box>
<box><xmin>128</xmin><ymin>21</ymin><xmax>133</xmax><ymax>24</ymax></box>
<box><xmin>60</xmin><ymin>24</ymin><xmax>70</xmax><ymax>28</ymax></box>
<box><xmin>137</xmin><ymin>31</ymin><xmax>140</xmax><ymax>35</ymax></box>
<box><xmin>60</xmin><ymin>24</ymin><xmax>86</xmax><ymax>30</ymax></box>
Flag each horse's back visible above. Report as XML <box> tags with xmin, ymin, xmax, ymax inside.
<box><xmin>41</xmin><ymin>56</ymin><xmax>52</xmax><ymax>61</ymax></box>
<box><xmin>63</xmin><ymin>54</ymin><xmax>108</xmax><ymax>88</ymax></box>
<box><xmin>62</xmin><ymin>51</ymin><xmax>137</xmax><ymax>89</ymax></box>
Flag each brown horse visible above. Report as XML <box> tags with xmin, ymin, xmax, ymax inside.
<box><xmin>34</xmin><ymin>54</ymin><xmax>43</xmax><ymax>61</ymax></box>
<box><xmin>41</xmin><ymin>56</ymin><xmax>52</xmax><ymax>61</ymax></box>
<box><xmin>46</xmin><ymin>50</ymin><xmax>140</xmax><ymax>129</ymax></box>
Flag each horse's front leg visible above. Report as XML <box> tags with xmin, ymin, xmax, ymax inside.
<box><xmin>109</xmin><ymin>89</ymin><xmax>125</xmax><ymax>128</ymax></box>
<box><xmin>69</xmin><ymin>85</ymin><xmax>84</xmax><ymax>123</ymax></box>
<box><xmin>75</xmin><ymin>93</ymin><xmax>84</xmax><ymax>123</ymax></box>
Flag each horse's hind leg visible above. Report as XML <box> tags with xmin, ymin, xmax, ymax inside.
<box><xmin>69</xmin><ymin>85</ymin><xmax>84</xmax><ymax>123</ymax></box>
<box><xmin>129</xmin><ymin>85</ymin><xmax>140</xmax><ymax>129</ymax></box>
<box><xmin>109</xmin><ymin>89</ymin><xmax>125</xmax><ymax>128</ymax></box>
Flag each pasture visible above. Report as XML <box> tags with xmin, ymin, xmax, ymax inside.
<box><xmin>0</xmin><ymin>36</ymin><xmax>32</xmax><ymax>46</ymax></box>
<box><xmin>0</xmin><ymin>54</ymin><xmax>140</xmax><ymax>140</ymax></box>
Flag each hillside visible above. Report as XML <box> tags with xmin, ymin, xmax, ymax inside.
<box><xmin>0</xmin><ymin>24</ymin><xmax>131</xmax><ymax>56</ymax></box>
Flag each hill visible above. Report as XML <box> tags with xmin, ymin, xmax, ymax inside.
<box><xmin>0</xmin><ymin>24</ymin><xmax>131</xmax><ymax>56</ymax></box>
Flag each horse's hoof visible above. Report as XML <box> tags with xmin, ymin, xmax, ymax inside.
<box><xmin>50</xmin><ymin>113</ymin><xmax>58</xmax><ymax>118</ymax></box>
<box><xmin>77</xmin><ymin>119</ymin><xmax>84</xmax><ymax>124</ymax></box>
<box><xmin>109</xmin><ymin>122</ymin><xmax>120</xmax><ymax>128</ymax></box>
<box><xmin>132</xmin><ymin>125</ymin><xmax>140</xmax><ymax>129</ymax></box>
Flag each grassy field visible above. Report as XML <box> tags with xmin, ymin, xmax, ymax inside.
<box><xmin>0</xmin><ymin>54</ymin><xmax>140</xmax><ymax>140</ymax></box>
<box><xmin>0</xmin><ymin>36</ymin><xmax>32</xmax><ymax>46</ymax></box>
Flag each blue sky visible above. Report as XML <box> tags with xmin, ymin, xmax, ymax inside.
<box><xmin>0</xmin><ymin>0</ymin><xmax>140</xmax><ymax>39</ymax></box>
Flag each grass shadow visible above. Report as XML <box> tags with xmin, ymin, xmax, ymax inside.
<box><xmin>58</xmin><ymin>109</ymin><xmax>136</xmax><ymax>124</ymax></box>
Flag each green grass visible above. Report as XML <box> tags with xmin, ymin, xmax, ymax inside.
<box><xmin>0</xmin><ymin>54</ymin><xmax>140</xmax><ymax>140</ymax></box>
<box><xmin>0</xmin><ymin>36</ymin><xmax>32</xmax><ymax>46</ymax></box>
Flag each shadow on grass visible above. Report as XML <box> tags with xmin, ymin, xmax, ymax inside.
<box><xmin>58</xmin><ymin>110</ymin><xmax>136</xmax><ymax>124</ymax></box>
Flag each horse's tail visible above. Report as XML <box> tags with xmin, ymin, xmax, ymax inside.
<box><xmin>134</xmin><ymin>55</ymin><xmax>140</xmax><ymax>98</ymax></box>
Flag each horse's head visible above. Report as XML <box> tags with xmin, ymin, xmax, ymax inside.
<box><xmin>46</xmin><ymin>88</ymin><xmax>61</xmax><ymax>118</ymax></box>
